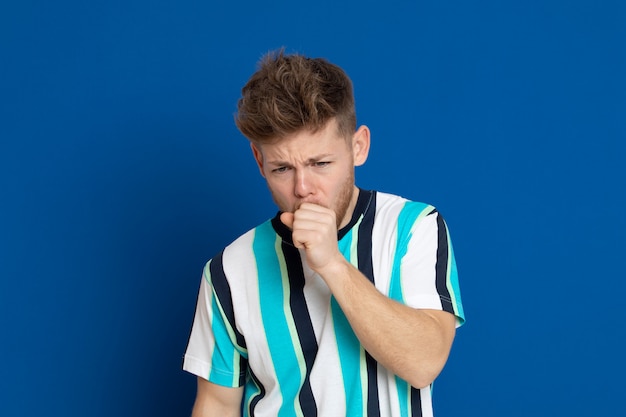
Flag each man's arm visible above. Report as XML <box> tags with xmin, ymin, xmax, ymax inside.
<box><xmin>191</xmin><ymin>377</ymin><xmax>243</xmax><ymax>417</ymax></box>
<box><xmin>316</xmin><ymin>260</ymin><xmax>456</xmax><ymax>389</ymax></box>
<box><xmin>281</xmin><ymin>203</ymin><xmax>456</xmax><ymax>389</ymax></box>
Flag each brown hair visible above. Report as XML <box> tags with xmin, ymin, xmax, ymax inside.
<box><xmin>235</xmin><ymin>49</ymin><xmax>356</xmax><ymax>143</ymax></box>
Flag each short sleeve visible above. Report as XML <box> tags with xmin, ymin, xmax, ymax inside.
<box><xmin>183</xmin><ymin>257</ymin><xmax>248</xmax><ymax>387</ymax></box>
<box><xmin>395</xmin><ymin>205</ymin><xmax>465</xmax><ymax>327</ymax></box>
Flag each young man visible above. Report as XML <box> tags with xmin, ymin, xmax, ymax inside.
<box><xmin>183</xmin><ymin>50</ymin><xmax>465</xmax><ymax>417</ymax></box>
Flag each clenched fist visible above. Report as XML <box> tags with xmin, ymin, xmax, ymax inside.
<box><xmin>280</xmin><ymin>203</ymin><xmax>345</xmax><ymax>274</ymax></box>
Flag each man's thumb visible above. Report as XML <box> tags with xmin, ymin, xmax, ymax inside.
<box><xmin>280</xmin><ymin>212</ymin><xmax>294</xmax><ymax>229</ymax></box>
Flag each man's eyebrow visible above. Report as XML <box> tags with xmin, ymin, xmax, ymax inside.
<box><xmin>308</xmin><ymin>153</ymin><xmax>333</xmax><ymax>162</ymax></box>
<box><xmin>304</xmin><ymin>154</ymin><xmax>334</xmax><ymax>165</ymax></box>
<box><xmin>266</xmin><ymin>159</ymin><xmax>292</xmax><ymax>167</ymax></box>
<box><xmin>267</xmin><ymin>154</ymin><xmax>334</xmax><ymax>166</ymax></box>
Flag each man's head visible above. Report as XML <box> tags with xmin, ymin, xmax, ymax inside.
<box><xmin>236</xmin><ymin>50</ymin><xmax>369</xmax><ymax>229</ymax></box>
<box><xmin>235</xmin><ymin>49</ymin><xmax>356</xmax><ymax>143</ymax></box>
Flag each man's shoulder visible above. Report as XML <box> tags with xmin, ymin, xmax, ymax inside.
<box><xmin>203</xmin><ymin>218</ymin><xmax>276</xmax><ymax>274</ymax></box>
<box><xmin>373</xmin><ymin>190</ymin><xmax>436</xmax><ymax>215</ymax></box>
<box><xmin>369</xmin><ymin>190</ymin><xmax>442</xmax><ymax>239</ymax></box>
<box><xmin>218</xmin><ymin>217</ymin><xmax>277</xmax><ymax>259</ymax></box>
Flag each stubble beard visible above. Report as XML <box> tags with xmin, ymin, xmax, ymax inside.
<box><xmin>332</xmin><ymin>169</ymin><xmax>356</xmax><ymax>229</ymax></box>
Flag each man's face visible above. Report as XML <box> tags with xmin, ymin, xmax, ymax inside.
<box><xmin>251</xmin><ymin>119</ymin><xmax>370</xmax><ymax>229</ymax></box>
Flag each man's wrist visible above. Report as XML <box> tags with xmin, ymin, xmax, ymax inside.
<box><xmin>314</xmin><ymin>255</ymin><xmax>353</xmax><ymax>286</ymax></box>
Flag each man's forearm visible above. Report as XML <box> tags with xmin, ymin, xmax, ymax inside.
<box><xmin>317</xmin><ymin>259</ymin><xmax>456</xmax><ymax>389</ymax></box>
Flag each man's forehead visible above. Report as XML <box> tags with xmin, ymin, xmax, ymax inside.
<box><xmin>258</xmin><ymin>135</ymin><xmax>347</xmax><ymax>160</ymax></box>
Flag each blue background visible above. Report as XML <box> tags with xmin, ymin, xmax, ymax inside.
<box><xmin>1</xmin><ymin>1</ymin><xmax>624</xmax><ymax>416</ymax></box>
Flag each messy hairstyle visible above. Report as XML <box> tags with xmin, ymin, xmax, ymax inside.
<box><xmin>235</xmin><ymin>49</ymin><xmax>356</xmax><ymax>143</ymax></box>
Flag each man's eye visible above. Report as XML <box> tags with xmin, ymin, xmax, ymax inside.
<box><xmin>314</xmin><ymin>161</ymin><xmax>330</xmax><ymax>167</ymax></box>
<box><xmin>273</xmin><ymin>166</ymin><xmax>289</xmax><ymax>173</ymax></box>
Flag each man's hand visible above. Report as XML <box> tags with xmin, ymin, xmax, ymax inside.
<box><xmin>280</xmin><ymin>203</ymin><xmax>344</xmax><ymax>273</ymax></box>
<box><xmin>281</xmin><ymin>203</ymin><xmax>456</xmax><ymax>389</ymax></box>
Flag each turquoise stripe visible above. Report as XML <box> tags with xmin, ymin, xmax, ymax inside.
<box><xmin>253</xmin><ymin>221</ymin><xmax>302</xmax><ymax>417</ymax></box>
<box><xmin>389</xmin><ymin>202</ymin><xmax>431</xmax><ymax>412</ymax></box>
<box><xmin>334</xmin><ymin>228</ymin><xmax>365</xmax><ymax>417</ymax></box>
<box><xmin>331</xmin><ymin>298</ymin><xmax>365</xmax><ymax>416</ymax></box>
<box><xmin>337</xmin><ymin>226</ymin><xmax>350</xmax><ymax>257</ymax></box>
<box><xmin>395</xmin><ymin>376</ymin><xmax>410</xmax><ymax>417</ymax></box>
<box><xmin>389</xmin><ymin>202</ymin><xmax>431</xmax><ymax>302</ymax></box>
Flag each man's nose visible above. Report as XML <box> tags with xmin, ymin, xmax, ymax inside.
<box><xmin>294</xmin><ymin>169</ymin><xmax>314</xmax><ymax>198</ymax></box>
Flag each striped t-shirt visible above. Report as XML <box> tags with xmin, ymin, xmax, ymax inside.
<box><xmin>183</xmin><ymin>189</ymin><xmax>465</xmax><ymax>417</ymax></box>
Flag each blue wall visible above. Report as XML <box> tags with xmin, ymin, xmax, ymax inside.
<box><xmin>1</xmin><ymin>1</ymin><xmax>624</xmax><ymax>416</ymax></box>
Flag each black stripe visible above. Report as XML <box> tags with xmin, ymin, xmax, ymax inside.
<box><xmin>238</xmin><ymin>356</ymin><xmax>248</xmax><ymax>386</ymax></box>
<box><xmin>339</xmin><ymin>188</ymin><xmax>374</xmax><ymax>240</ymax></box>
<box><xmin>365</xmin><ymin>352</ymin><xmax>381</xmax><ymax>417</ymax></box>
<box><xmin>410</xmin><ymin>387</ymin><xmax>423</xmax><ymax>417</ymax></box>
<box><xmin>246</xmin><ymin>368</ymin><xmax>266</xmax><ymax>415</ymax></box>
<box><xmin>282</xmin><ymin>242</ymin><xmax>318</xmax><ymax>416</ymax></box>
<box><xmin>357</xmin><ymin>191</ymin><xmax>376</xmax><ymax>284</ymax></box>
<box><xmin>209</xmin><ymin>252</ymin><xmax>247</xmax><ymax>350</ymax></box>
<box><xmin>432</xmin><ymin>212</ymin><xmax>454</xmax><ymax>313</ymax></box>
<box><xmin>355</xmin><ymin>191</ymin><xmax>381</xmax><ymax>417</ymax></box>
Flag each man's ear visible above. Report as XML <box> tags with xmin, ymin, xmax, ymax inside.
<box><xmin>352</xmin><ymin>125</ymin><xmax>371</xmax><ymax>167</ymax></box>
<box><xmin>250</xmin><ymin>142</ymin><xmax>266</xmax><ymax>178</ymax></box>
